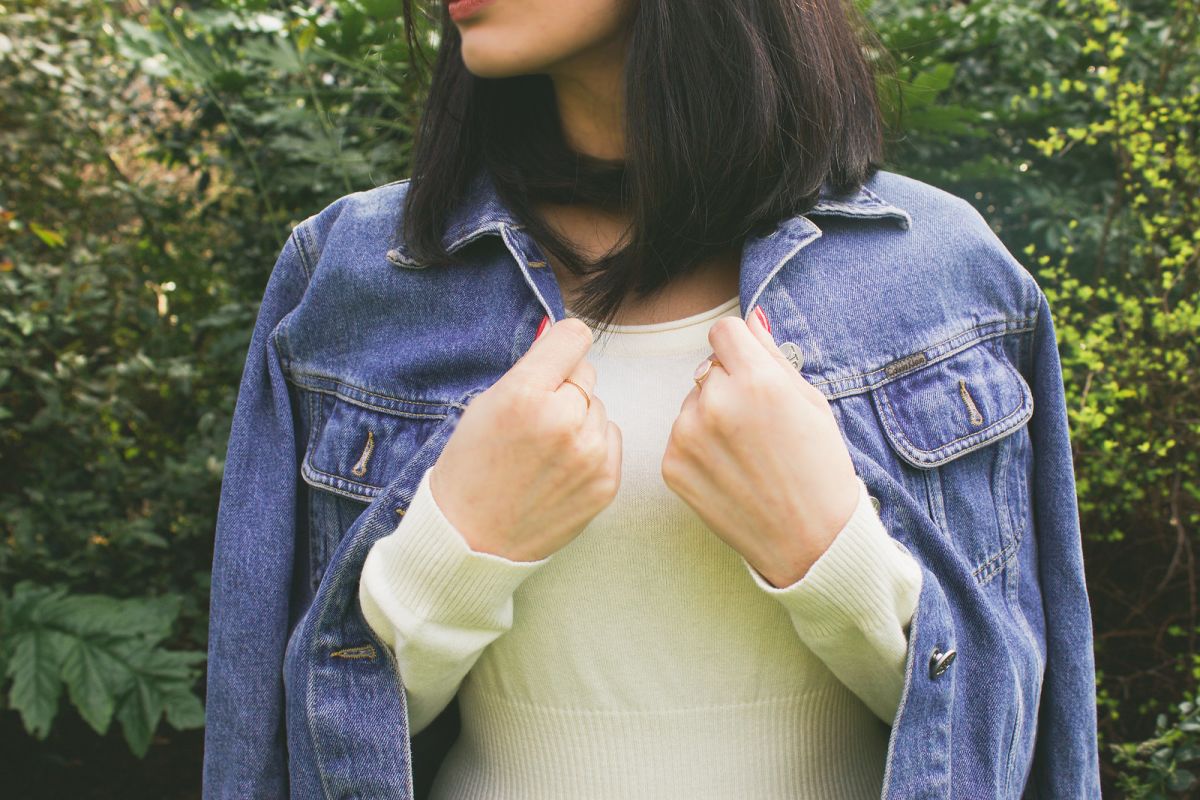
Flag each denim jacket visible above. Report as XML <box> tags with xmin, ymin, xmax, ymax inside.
<box><xmin>202</xmin><ymin>165</ymin><xmax>1101</xmax><ymax>799</ymax></box>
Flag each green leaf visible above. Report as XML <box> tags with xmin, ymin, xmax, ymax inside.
<box><xmin>6</xmin><ymin>629</ymin><xmax>75</xmax><ymax>738</ymax></box>
<box><xmin>360</xmin><ymin>0</ymin><xmax>405</xmax><ymax>18</ymax></box>
<box><xmin>116</xmin><ymin>677</ymin><xmax>162</xmax><ymax>758</ymax></box>
<box><xmin>1168</xmin><ymin>769</ymin><xmax>1196</xmax><ymax>792</ymax></box>
<box><xmin>53</xmin><ymin>593</ymin><xmax>181</xmax><ymax>642</ymax></box>
<box><xmin>907</xmin><ymin>61</ymin><xmax>955</xmax><ymax>95</ymax></box>
<box><xmin>27</xmin><ymin>221</ymin><xmax>66</xmax><ymax>248</ymax></box>
<box><xmin>161</xmin><ymin>682</ymin><xmax>206</xmax><ymax>730</ymax></box>
<box><xmin>59</xmin><ymin>638</ymin><xmax>121</xmax><ymax>735</ymax></box>
<box><xmin>1</xmin><ymin>584</ymin><xmax>205</xmax><ymax>755</ymax></box>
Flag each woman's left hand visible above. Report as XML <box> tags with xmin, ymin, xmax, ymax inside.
<box><xmin>661</xmin><ymin>306</ymin><xmax>861</xmax><ymax>588</ymax></box>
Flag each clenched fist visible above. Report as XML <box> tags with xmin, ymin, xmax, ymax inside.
<box><xmin>428</xmin><ymin>316</ymin><xmax>623</xmax><ymax>562</ymax></box>
<box><xmin>661</xmin><ymin>306</ymin><xmax>860</xmax><ymax>587</ymax></box>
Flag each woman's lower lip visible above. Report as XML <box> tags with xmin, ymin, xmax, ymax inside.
<box><xmin>448</xmin><ymin>0</ymin><xmax>495</xmax><ymax>22</ymax></box>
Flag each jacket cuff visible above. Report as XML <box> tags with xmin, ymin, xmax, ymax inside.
<box><xmin>359</xmin><ymin>466</ymin><xmax>552</xmax><ymax>633</ymax></box>
<box><xmin>742</xmin><ymin>474</ymin><xmax>923</xmax><ymax>640</ymax></box>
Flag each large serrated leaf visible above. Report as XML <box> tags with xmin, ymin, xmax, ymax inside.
<box><xmin>2</xmin><ymin>583</ymin><xmax>206</xmax><ymax>755</ymax></box>
<box><xmin>6</xmin><ymin>629</ymin><xmax>75</xmax><ymax>738</ymax></box>
<box><xmin>111</xmin><ymin>645</ymin><xmax>207</xmax><ymax>755</ymax></box>
<box><xmin>6</xmin><ymin>581</ymin><xmax>69</xmax><ymax>624</ymax></box>
<box><xmin>59</xmin><ymin>638</ymin><xmax>121</xmax><ymax>735</ymax></box>
<box><xmin>53</xmin><ymin>593</ymin><xmax>181</xmax><ymax>642</ymax></box>
<box><xmin>160</xmin><ymin>681</ymin><xmax>206</xmax><ymax>730</ymax></box>
<box><xmin>116</xmin><ymin>677</ymin><xmax>163</xmax><ymax>758</ymax></box>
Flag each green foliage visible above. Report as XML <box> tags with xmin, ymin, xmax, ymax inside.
<box><xmin>1018</xmin><ymin>4</ymin><xmax>1199</xmax><ymax>783</ymax></box>
<box><xmin>0</xmin><ymin>581</ymin><xmax>205</xmax><ymax>758</ymax></box>
<box><xmin>872</xmin><ymin>0</ymin><xmax>1199</xmax><ymax>790</ymax></box>
<box><xmin>1112</xmin><ymin>692</ymin><xmax>1200</xmax><ymax>798</ymax></box>
<box><xmin>1020</xmin><ymin>0</ymin><xmax>1198</xmax><ymax>536</ymax></box>
<box><xmin>0</xmin><ymin>0</ymin><xmax>243</xmax><ymax>651</ymax></box>
<box><xmin>113</xmin><ymin>0</ymin><xmax>430</xmax><ymax>219</ymax></box>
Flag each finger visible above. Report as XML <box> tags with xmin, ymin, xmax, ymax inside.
<box><xmin>552</xmin><ymin>352</ymin><xmax>598</xmax><ymax>427</ymax></box>
<box><xmin>679</xmin><ymin>358</ymin><xmax>721</xmax><ymax>419</ymax></box>
<box><xmin>679</xmin><ymin>378</ymin><xmax>700</xmax><ymax>419</ymax></box>
<box><xmin>580</xmin><ymin>388</ymin><xmax>610</xmax><ymax>440</ymax></box>
<box><xmin>563</xmin><ymin>352</ymin><xmax>597</xmax><ymax>397</ymax></box>
<box><xmin>707</xmin><ymin>316</ymin><xmax>778</xmax><ymax>376</ymax></box>
<box><xmin>554</xmin><ymin>372</ymin><xmax>598</xmax><ymax>427</ymax></box>
<box><xmin>746</xmin><ymin>306</ymin><xmax>777</xmax><ymax>350</ymax></box>
<box><xmin>604</xmin><ymin>419</ymin><xmax>622</xmax><ymax>489</ymax></box>
<box><xmin>512</xmin><ymin>317</ymin><xmax>595</xmax><ymax>390</ymax></box>
<box><xmin>746</xmin><ymin>308</ymin><xmax>796</xmax><ymax>373</ymax></box>
<box><xmin>795</xmin><ymin>371</ymin><xmax>832</xmax><ymax>410</ymax></box>
<box><xmin>692</xmin><ymin>352</ymin><xmax>732</xmax><ymax>390</ymax></box>
<box><xmin>743</xmin><ymin>312</ymin><xmax>826</xmax><ymax>406</ymax></box>
<box><xmin>691</xmin><ymin>354</ymin><xmax>733</xmax><ymax>410</ymax></box>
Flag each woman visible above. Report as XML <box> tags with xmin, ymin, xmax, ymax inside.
<box><xmin>201</xmin><ymin>0</ymin><xmax>1102</xmax><ymax>798</ymax></box>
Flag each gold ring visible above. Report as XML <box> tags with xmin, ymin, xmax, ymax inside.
<box><xmin>693</xmin><ymin>357</ymin><xmax>724</xmax><ymax>389</ymax></box>
<box><xmin>560</xmin><ymin>377</ymin><xmax>591</xmax><ymax>410</ymax></box>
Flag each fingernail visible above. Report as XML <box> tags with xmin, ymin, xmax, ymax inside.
<box><xmin>754</xmin><ymin>306</ymin><xmax>771</xmax><ymax>333</ymax></box>
<box><xmin>535</xmin><ymin>314</ymin><xmax>549</xmax><ymax>341</ymax></box>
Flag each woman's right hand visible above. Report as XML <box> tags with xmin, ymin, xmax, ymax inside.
<box><xmin>427</xmin><ymin>316</ymin><xmax>622</xmax><ymax>562</ymax></box>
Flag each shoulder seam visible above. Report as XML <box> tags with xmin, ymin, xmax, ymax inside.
<box><xmin>290</xmin><ymin>221</ymin><xmax>318</xmax><ymax>283</ymax></box>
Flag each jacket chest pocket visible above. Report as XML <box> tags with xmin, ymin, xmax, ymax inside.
<box><xmin>300</xmin><ymin>387</ymin><xmax>461</xmax><ymax>589</ymax></box>
<box><xmin>870</xmin><ymin>334</ymin><xmax>1034</xmax><ymax>585</ymax></box>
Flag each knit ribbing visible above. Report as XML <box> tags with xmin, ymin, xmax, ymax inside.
<box><xmin>431</xmin><ymin>682</ymin><xmax>889</xmax><ymax>799</ymax></box>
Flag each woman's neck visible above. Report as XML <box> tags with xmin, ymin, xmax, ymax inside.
<box><xmin>536</xmin><ymin>30</ymin><xmax>746</xmax><ymax>326</ymax></box>
<box><xmin>544</xmin><ymin>23</ymin><xmax>631</xmax><ymax>160</ymax></box>
<box><xmin>534</xmin><ymin>201</ymin><xmax>742</xmax><ymax>326</ymax></box>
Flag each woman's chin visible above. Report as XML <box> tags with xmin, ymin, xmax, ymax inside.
<box><xmin>459</xmin><ymin>37</ymin><xmax>550</xmax><ymax>79</ymax></box>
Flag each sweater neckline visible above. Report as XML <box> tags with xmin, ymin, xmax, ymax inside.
<box><xmin>565</xmin><ymin>294</ymin><xmax>741</xmax><ymax>333</ymax></box>
<box><xmin>565</xmin><ymin>294</ymin><xmax>742</xmax><ymax>358</ymax></box>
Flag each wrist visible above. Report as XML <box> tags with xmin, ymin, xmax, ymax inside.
<box><xmin>753</xmin><ymin>473</ymin><xmax>867</xmax><ymax>588</ymax></box>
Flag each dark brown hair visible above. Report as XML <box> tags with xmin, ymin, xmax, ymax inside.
<box><xmin>396</xmin><ymin>0</ymin><xmax>895</xmax><ymax>332</ymax></box>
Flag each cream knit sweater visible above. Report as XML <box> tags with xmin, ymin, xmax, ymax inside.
<box><xmin>358</xmin><ymin>294</ymin><xmax>924</xmax><ymax>799</ymax></box>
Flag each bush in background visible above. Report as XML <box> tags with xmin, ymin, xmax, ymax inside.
<box><xmin>870</xmin><ymin>0</ymin><xmax>1199</xmax><ymax>791</ymax></box>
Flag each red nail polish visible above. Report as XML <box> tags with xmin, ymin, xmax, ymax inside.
<box><xmin>755</xmin><ymin>306</ymin><xmax>771</xmax><ymax>333</ymax></box>
<box><xmin>535</xmin><ymin>314</ymin><xmax>549</xmax><ymax>340</ymax></box>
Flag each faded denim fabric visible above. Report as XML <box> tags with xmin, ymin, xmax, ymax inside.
<box><xmin>202</xmin><ymin>165</ymin><xmax>1102</xmax><ymax>799</ymax></box>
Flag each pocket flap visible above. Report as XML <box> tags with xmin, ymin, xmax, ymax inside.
<box><xmin>302</xmin><ymin>394</ymin><xmax>456</xmax><ymax>502</ymax></box>
<box><xmin>870</xmin><ymin>337</ymin><xmax>1034</xmax><ymax>469</ymax></box>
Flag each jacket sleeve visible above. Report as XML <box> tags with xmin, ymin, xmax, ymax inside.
<box><xmin>1024</xmin><ymin>285</ymin><xmax>1102</xmax><ymax>797</ymax></box>
<box><xmin>202</xmin><ymin>228</ymin><xmax>312</xmax><ymax>799</ymax></box>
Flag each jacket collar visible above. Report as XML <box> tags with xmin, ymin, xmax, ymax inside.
<box><xmin>387</xmin><ymin>164</ymin><xmax>911</xmax><ymax>268</ymax></box>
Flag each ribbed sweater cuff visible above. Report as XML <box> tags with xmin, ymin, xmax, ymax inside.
<box><xmin>742</xmin><ymin>475</ymin><xmax>922</xmax><ymax>641</ymax></box>
<box><xmin>359</xmin><ymin>466</ymin><xmax>552</xmax><ymax>631</ymax></box>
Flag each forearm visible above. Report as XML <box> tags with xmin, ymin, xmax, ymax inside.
<box><xmin>742</xmin><ymin>474</ymin><xmax>923</xmax><ymax>723</ymax></box>
<box><xmin>358</xmin><ymin>466</ymin><xmax>553</xmax><ymax>735</ymax></box>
